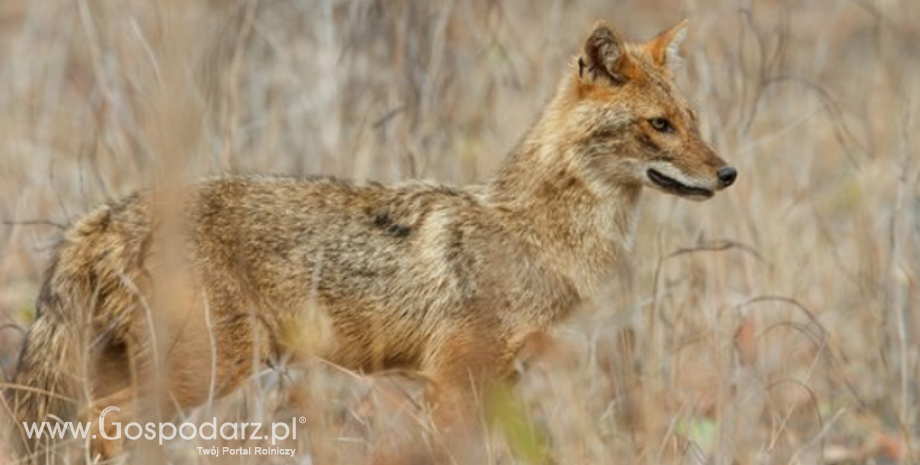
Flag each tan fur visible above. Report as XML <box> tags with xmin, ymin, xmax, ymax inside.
<box><xmin>6</xmin><ymin>20</ymin><xmax>735</xmax><ymax>462</ymax></box>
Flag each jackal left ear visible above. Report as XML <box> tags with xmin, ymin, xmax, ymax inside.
<box><xmin>647</xmin><ymin>20</ymin><xmax>689</xmax><ymax>70</ymax></box>
<box><xmin>580</xmin><ymin>21</ymin><xmax>638</xmax><ymax>85</ymax></box>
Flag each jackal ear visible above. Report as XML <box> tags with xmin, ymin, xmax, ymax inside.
<box><xmin>647</xmin><ymin>19</ymin><xmax>689</xmax><ymax>70</ymax></box>
<box><xmin>580</xmin><ymin>21</ymin><xmax>636</xmax><ymax>85</ymax></box>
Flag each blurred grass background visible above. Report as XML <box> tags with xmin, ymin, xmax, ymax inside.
<box><xmin>0</xmin><ymin>0</ymin><xmax>917</xmax><ymax>463</ymax></box>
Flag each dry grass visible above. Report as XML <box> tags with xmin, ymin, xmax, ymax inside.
<box><xmin>0</xmin><ymin>0</ymin><xmax>918</xmax><ymax>463</ymax></box>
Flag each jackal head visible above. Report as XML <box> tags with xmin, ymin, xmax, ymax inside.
<box><xmin>561</xmin><ymin>20</ymin><xmax>736</xmax><ymax>200</ymax></box>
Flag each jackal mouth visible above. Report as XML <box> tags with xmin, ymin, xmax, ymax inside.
<box><xmin>647</xmin><ymin>169</ymin><xmax>714</xmax><ymax>198</ymax></box>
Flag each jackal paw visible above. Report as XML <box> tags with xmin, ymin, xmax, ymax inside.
<box><xmin>88</xmin><ymin>405</ymin><xmax>125</xmax><ymax>459</ymax></box>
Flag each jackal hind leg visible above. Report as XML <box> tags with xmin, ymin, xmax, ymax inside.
<box><xmin>86</xmin><ymin>297</ymin><xmax>272</xmax><ymax>459</ymax></box>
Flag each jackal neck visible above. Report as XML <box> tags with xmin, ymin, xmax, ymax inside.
<box><xmin>485</xmin><ymin>116</ymin><xmax>642</xmax><ymax>301</ymax></box>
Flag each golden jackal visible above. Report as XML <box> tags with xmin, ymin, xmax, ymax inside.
<box><xmin>7</xmin><ymin>19</ymin><xmax>735</xmax><ymax>461</ymax></box>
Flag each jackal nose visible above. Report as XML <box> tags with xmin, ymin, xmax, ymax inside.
<box><xmin>717</xmin><ymin>166</ymin><xmax>737</xmax><ymax>187</ymax></box>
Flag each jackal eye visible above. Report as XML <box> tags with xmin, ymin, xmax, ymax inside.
<box><xmin>649</xmin><ymin>118</ymin><xmax>674</xmax><ymax>133</ymax></box>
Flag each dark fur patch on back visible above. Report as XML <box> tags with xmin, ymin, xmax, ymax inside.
<box><xmin>372</xmin><ymin>213</ymin><xmax>412</xmax><ymax>238</ymax></box>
